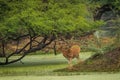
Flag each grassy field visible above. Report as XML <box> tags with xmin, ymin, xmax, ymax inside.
<box><xmin>1</xmin><ymin>73</ymin><xmax>120</xmax><ymax>80</ymax></box>
<box><xmin>0</xmin><ymin>52</ymin><xmax>92</xmax><ymax>76</ymax></box>
<box><xmin>0</xmin><ymin>52</ymin><xmax>120</xmax><ymax>80</ymax></box>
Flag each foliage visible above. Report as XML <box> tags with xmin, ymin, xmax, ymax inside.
<box><xmin>0</xmin><ymin>0</ymin><xmax>103</xmax><ymax>40</ymax></box>
<box><xmin>0</xmin><ymin>0</ymin><xmax>105</xmax><ymax>65</ymax></box>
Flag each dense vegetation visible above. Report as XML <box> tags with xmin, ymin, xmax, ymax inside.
<box><xmin>0</xmin><ymin>0</ymin><xmax>120</xmax><ymax>66</ymax></box>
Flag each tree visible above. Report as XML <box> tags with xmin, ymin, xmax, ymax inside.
<box><xmin>0</xmin><ymin>0</ymin><xmax>103</xmax><ymax>65</ymax></box>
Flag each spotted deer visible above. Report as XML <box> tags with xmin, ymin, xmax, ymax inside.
<box><xmin>58</xmin><ymin>42</ymin><xmax>81</xmax><ymax>69</ymax></box>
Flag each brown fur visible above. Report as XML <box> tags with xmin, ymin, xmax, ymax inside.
<box><xmin>62</xmin><ymin>45</ymin><xmax>80</xmax><ymax>60</ymax></box>
<box><xmin>58</xmin><ymin>44</ymin><xmax>81</xmax><ymax>69</ymax></box>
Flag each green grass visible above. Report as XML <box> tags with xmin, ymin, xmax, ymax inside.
<box><xmin>1</xmin><ymin>73</ymin><xmax>120</xmax><ymax>80</ymax></box>
<box><xmin>1</xmin><ymin>52</ymin><xmax>120</xmax><ymax>80</ymax></box>
<box><xmin>0</xmin><ymin>52</ymin><xmax>93</xmax><ymax>76</ymax></box>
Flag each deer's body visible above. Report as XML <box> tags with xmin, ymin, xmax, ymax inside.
<box><xmin>62</xmin><ymin>45</ymin><xmax>80</xmax><ymax>60</ymax></box>
<box><xmin>58</xmin><ymin>44</ymin><xmax>81</xmax><ymax>69</ymax></box>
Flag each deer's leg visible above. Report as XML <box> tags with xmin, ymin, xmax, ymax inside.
<box><xmin>68</xmin><ymin>58</ymin><xmax>72</xmax><ymax>69</ymax></box>
<box><xmin>76</xmin><ymin>55</ymin><xmax>81</xmax><ymax>63</ymax></box>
